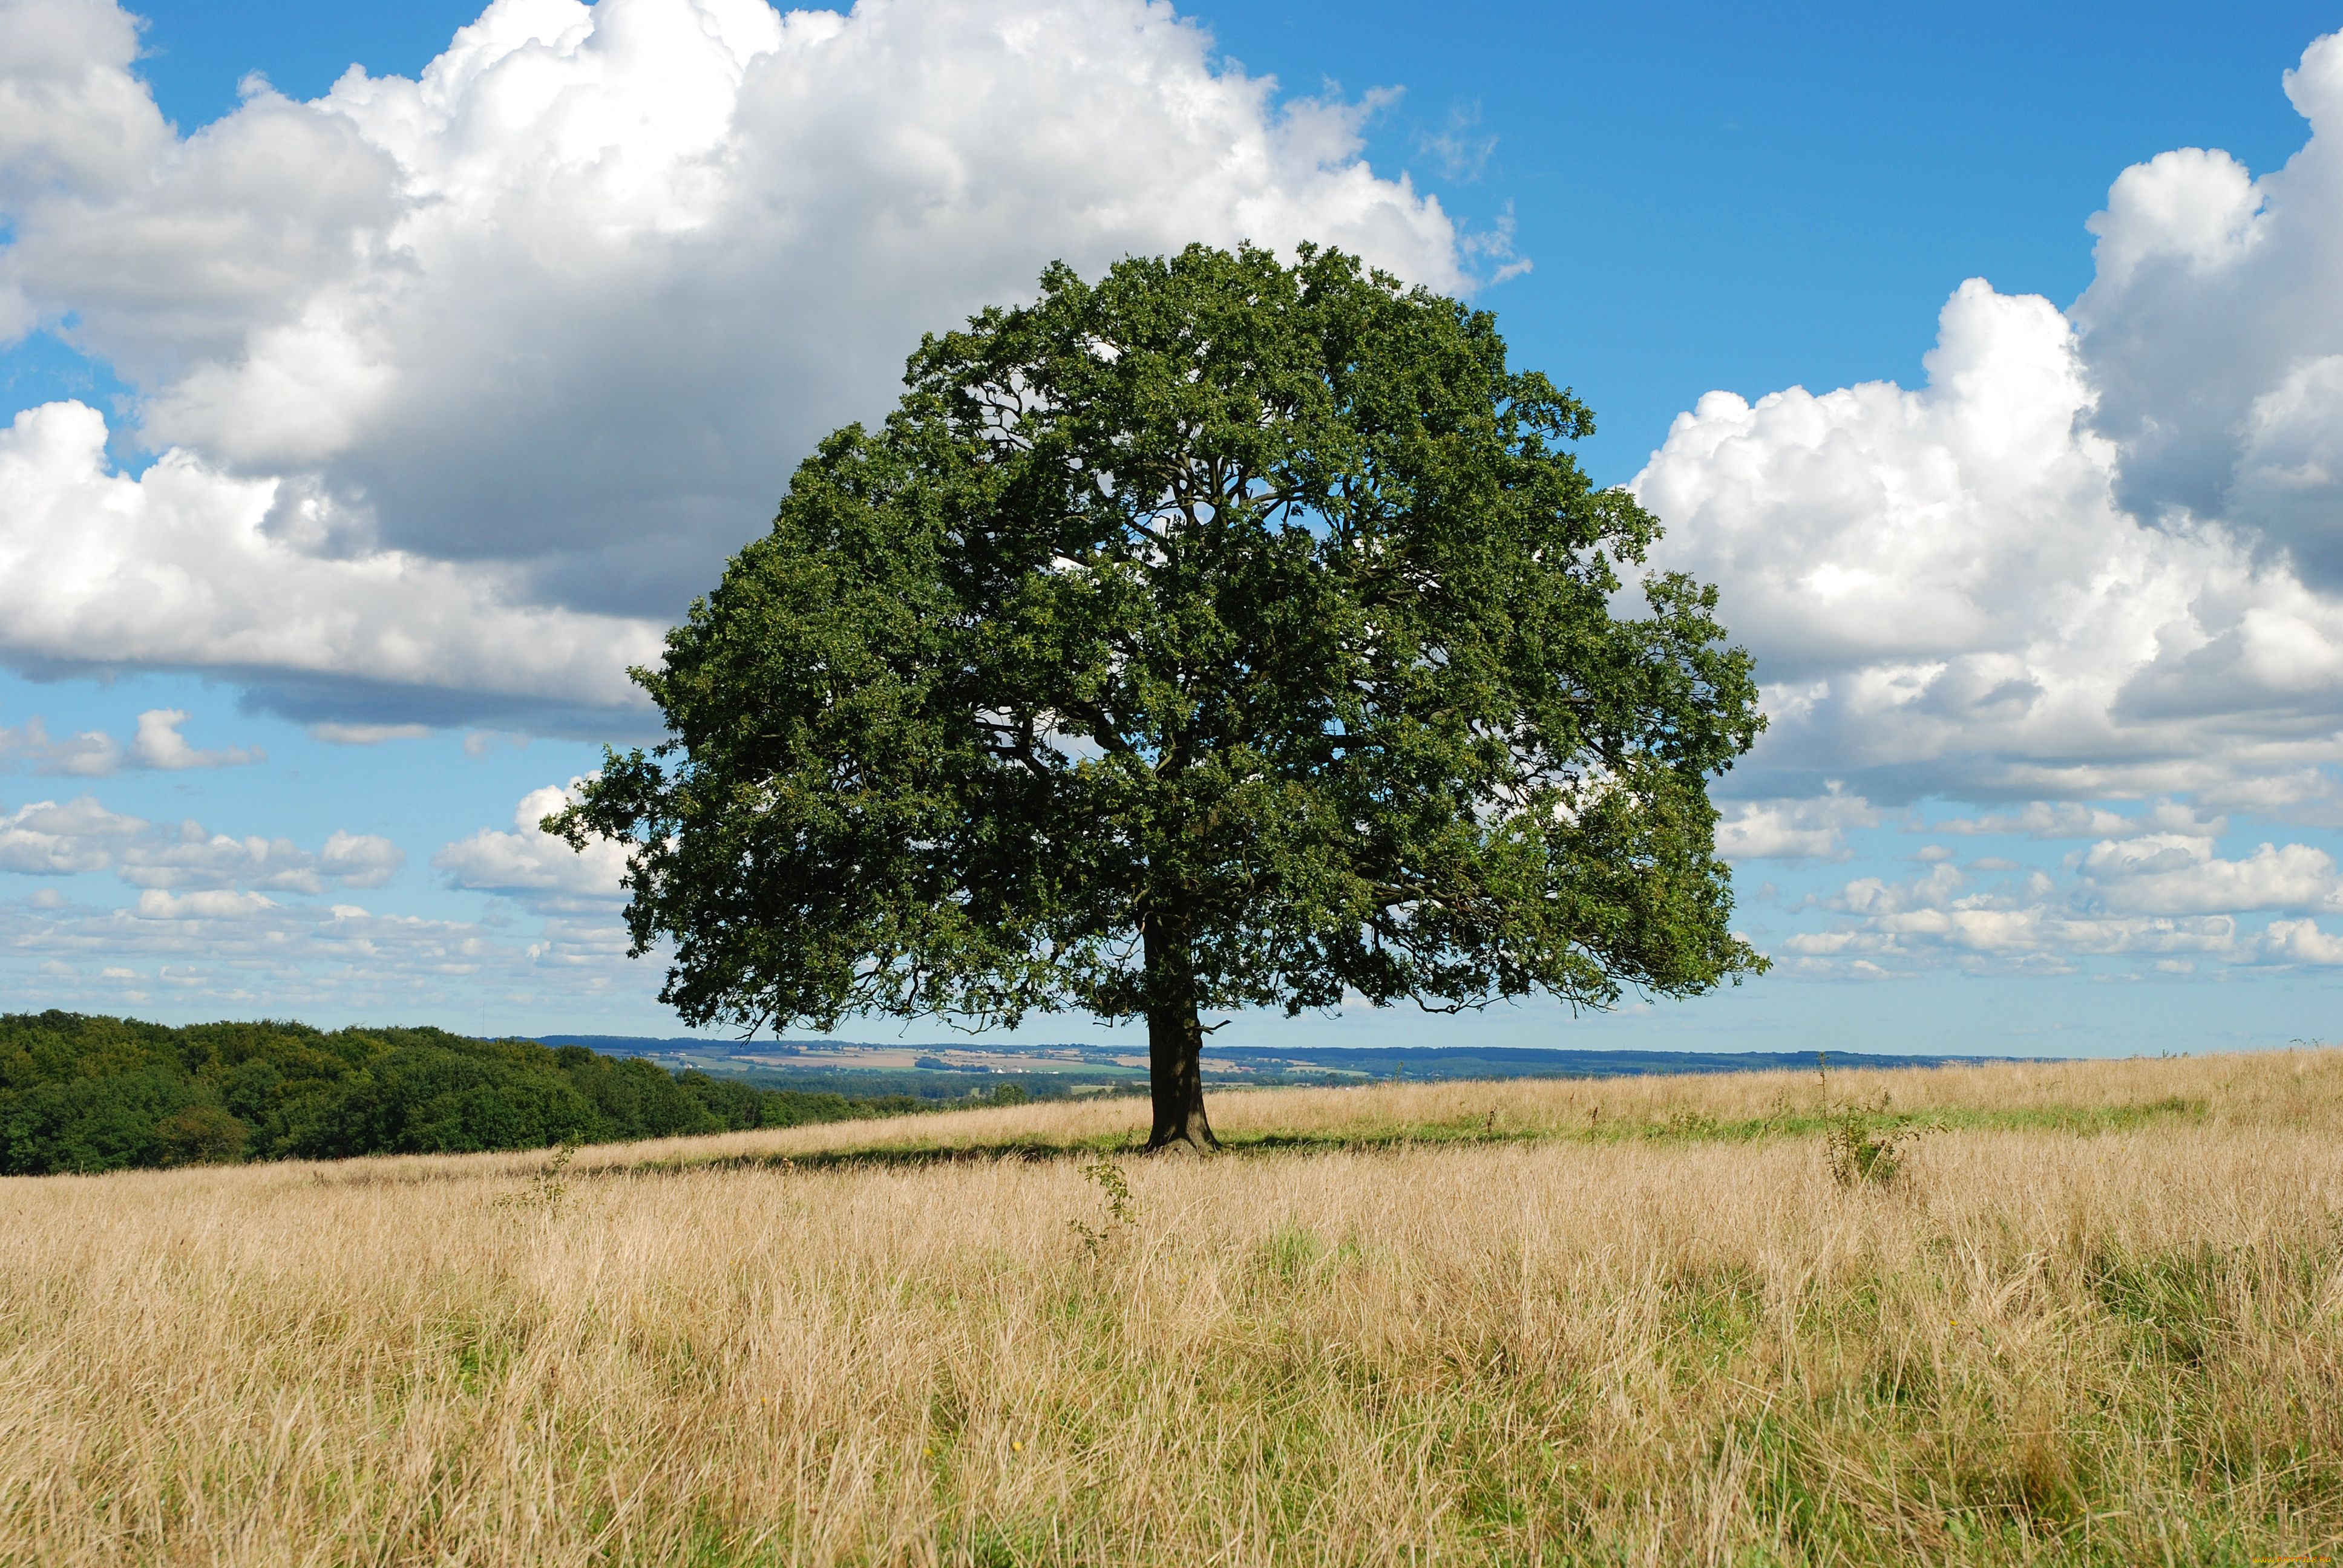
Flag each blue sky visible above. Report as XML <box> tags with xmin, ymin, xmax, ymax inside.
<box><xmin>5</xmin><ymin>0</ymin><xmax>2343</xmax><ymax>1054</ymax></box>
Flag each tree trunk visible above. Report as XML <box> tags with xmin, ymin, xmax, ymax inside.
<box><xmin>1142</xmin><ymin>913</ymin><xmax>1217</xmax><ymax>1152</ymax></box>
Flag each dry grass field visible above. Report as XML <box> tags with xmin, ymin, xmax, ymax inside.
<box><xmin>3</xmin><ymin>1050</ymin><xmax>2340</xmax><ymax>1566</ymax></box>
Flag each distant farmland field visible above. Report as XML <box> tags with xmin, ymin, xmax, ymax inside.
<box><xmin>2</xmin><ymin>1051</ymin><xmax>2338</xmax><ymax>1564</ymax></box>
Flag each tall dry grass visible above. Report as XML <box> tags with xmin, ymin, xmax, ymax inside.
<box><xmin>2</xmin><ymin>1049</ymin><xmax>2339</xmax><ymax>1565</ymax></box>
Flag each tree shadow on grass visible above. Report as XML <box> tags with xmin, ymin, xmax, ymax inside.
<box><xmin>611</xmin><ymin>1096</ymin><xmax>2210</xmax><ymax>1179</ymax></box>
<box><xmin>627</xmin><ymin>1123</ymin><xmax>1547</xmax><ymax>1176</ymax></box>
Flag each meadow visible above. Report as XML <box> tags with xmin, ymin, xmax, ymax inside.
<box><xmin>1</xmin><ymin>1050</ymin><xmax>2338</xmax><ymax>1566</ymax></box>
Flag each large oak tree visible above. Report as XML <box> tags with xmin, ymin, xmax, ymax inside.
<box><xmin>549</xmin><ymin>243</ymin><xmax>1766</xmax><ymax>1151</ymax></box>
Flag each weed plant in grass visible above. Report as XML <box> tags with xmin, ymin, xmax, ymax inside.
<box><xmin>1</xmin><ymin>1050</ymin><xmax>2339</xmax><ymax>1564</ymax></box>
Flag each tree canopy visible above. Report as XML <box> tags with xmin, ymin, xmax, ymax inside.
<box><xmin>552</xmin><ymin>242</ymin><xmax>1766</xmax><ymax>1149</ymax></box>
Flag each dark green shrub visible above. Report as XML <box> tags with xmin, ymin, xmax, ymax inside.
<box><xmin>154</xmin><ymin>1104</ymin><xmax>249</xmax><ymax>1166</ymax></box>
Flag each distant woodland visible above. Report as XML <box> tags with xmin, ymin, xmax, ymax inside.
<box><xmin>0</xmin><ymin>1011</ymin><xmax>995</xmax><ymax>1175</ymax></box>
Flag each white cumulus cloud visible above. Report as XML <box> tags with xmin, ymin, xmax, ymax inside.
<box><xmin>0</xmin><ymin>714</ymin><xmax>123</xmax><ymax>775</ymax></box>
<box><xmin>1778</xmin><ymin>852</ymin><xmax>2244</xmax><ymax>977</ymax></box>
<box><xmin>132</xmin><ymin>887</ymin><xmax>280</xmax><ymax>921</ymax></box>
<box><xmin>433</xmin><ymin>782</ymin><xmax>628</xmax><ymax>907</ymax></box>
<box><xmin>2076</xmin><ymin>35</ymin><xmax>2343</xmax><ymax>586</ymax></box>
<box><xmin>0</xmin><ymin>401</ymin><xmax>666</xmax><ymax>718</ymax></box>
<box><xmin>1639</xmin><ymin>281</ymin><xmax>2343</xmax><ymax>806</ymax></box>
<box><xmin>1</xmin><ymin>705</ymin><xmax>267</xmax><ymax>774</ymax></box>
<box><xmin>1714</xmin><ymin>784</ymin><xmax>1878</xmax><ymax>861</ymax></box>
<box><xmin>126</xmin><ymin>708</ymin><xmax>262</xmax><ymax>769</ymax></box>
<box><xmin>0</xmin><ymin>793</ymin><xmax>404</xmax><ymax>892</ymax></box>
<box><xmin>0</xmin><ymin>0</ymin><xmax>1477</xmax><ymax>724</ymax></box>
<box><xmin>2258</xmin><ymin>917</ymin><xmax>2343</xmax><ymax>965</ymax></box>
<box><xmin>1641</xmin><ymin>30</ymin><xmax>2343</xmax><ymax>819</ymax></box>
<box><xmin>0</xmin><ymin>884</ymin><xmax>638</xmax><ymax>1014</ymax></box>
<box><xmin>116</xmin><ymin>822</ymin><xmax>405</xmax><ymax>894</ymax></box>
<box><xmin>1918</xmin><ymin>800</ymin><xmax>2227</xmax><ymax>840</ymax></box>
<box><xmin>1769</xmin><ymin>823</ymin><xmax>2343</xmax><ymax>976</ymax></box>
<box><xmin>2074</xmin><ymin>833</ymin><xmax>2342</xmax><ymax>915</ymax></box>
<box><xmin>0</xmin><ymin>795</ymin><xmax>144</xmax><ymax>874</ymax></box>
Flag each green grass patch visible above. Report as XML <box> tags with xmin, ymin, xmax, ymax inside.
<box><xmin>629</xmin><ymin>1094</ymin><xmax>2211</xmax><ymax>1177</ymax></box>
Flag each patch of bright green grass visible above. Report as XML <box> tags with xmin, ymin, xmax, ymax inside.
<box><xmin>634</xmin><ymin>1094</ymin><xmax>2210</xmax><ymax>1177</ymax></box>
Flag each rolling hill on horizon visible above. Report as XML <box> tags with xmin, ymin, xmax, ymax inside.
<box><xmin>539</xmin><ymin>1033</ymin><xmax>2057</xmax><ymax>1086</ymax></box>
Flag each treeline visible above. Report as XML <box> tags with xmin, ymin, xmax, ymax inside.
<box><xmin>0</xmin><ymin>1011</ymin><xmax>1014</xmax><ymax>1176</ymax></box>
